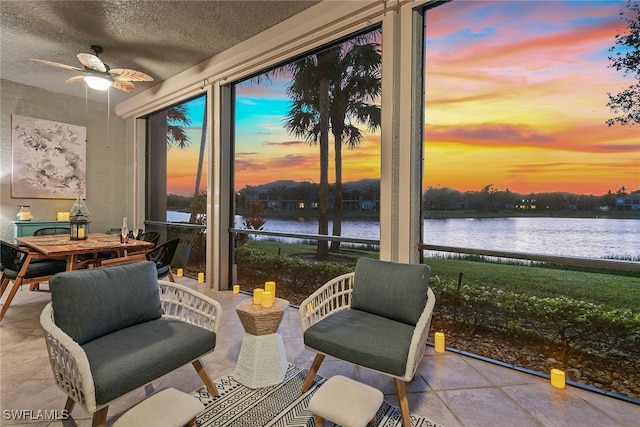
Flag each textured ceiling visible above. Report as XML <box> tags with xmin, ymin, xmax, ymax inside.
<box><xmin>0</xmin><ymin>0</ymin><xmax>320</xmax><ymax>104</ymax></box>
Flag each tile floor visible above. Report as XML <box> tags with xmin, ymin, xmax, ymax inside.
<box><xmin>1</xmin><ymin>276</ymin><xmax>638</xmax><ymax>426</ymax></box>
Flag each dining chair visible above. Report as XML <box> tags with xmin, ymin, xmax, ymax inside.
<box><xmin>299</xmin><ymin>258</ymin><xmax>436</xmax><ymax>427</ymax></box>
<box><xmin>33</xmin><ymin>227</ymin><xmax>71</xmax><ymax>236</ymax></box>
<box><xmin>145</xmin><ymin>238</ymin><xmax>180</xmax><ymax>282</ymax></box>
<box><xmin>30</xmin><ymin>227</ymin><xmax>73</xmax><ymax>288</ymax></box>
<box><xmin>127</xmin><ymin>231</ymin><xmax>161</xmax><ymax>255</ymax></box>
<box><xmin>137</xmin><ymin>231</ymin><xmax>161</xmax><ymax>247</ymax></box>
<box><xmin>0</xmin><ymin>241</ymin><xmax>67</xmax><ymax>321</ymax></box>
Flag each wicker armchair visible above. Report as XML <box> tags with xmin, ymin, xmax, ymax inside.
<box><xmin>299</xmin><ymin>258</ymin><xmax>435</xmax><ymax>427</ymax></box>
<box><xmin>40</xmin><ymin>262</ymin><xmax>222</xmax><ymax>427</ymax></box>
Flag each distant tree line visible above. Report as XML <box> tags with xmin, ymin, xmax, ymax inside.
<box><xmin>424</xmin><ymin>184</ymin><xmax>640</xmax><ymax>213</ymax></box>
<box><xmin>169</xmin><ymin>182</ymin><xmax>638</xmax><ymax>215</ymax></box>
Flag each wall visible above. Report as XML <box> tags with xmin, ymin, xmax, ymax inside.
<box><xmin>0</xmin><ymin>79</ymin><xmax>129</xmax><ymax>242</ymax></box>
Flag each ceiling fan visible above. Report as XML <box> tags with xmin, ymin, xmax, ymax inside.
<box><xmin>31</xmin><ymin>45</ymin><xmax>153</xmax><ymax>93</ymax></box>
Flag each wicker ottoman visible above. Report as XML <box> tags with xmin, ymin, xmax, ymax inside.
<box><xmin>112</xmin><ymin>388</ymin><xmax>204</xmax><ymax>427</ymax></box>
<box><xmin>233</xmin><ymin>297</ymin><xmax>290</xmax><ymax>388</ymax></box>
<box><xmin>309</xmin><ymin>375</ymin><xmax>383</xmax><ymax>427</ymax></box>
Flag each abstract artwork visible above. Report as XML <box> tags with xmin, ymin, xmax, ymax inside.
<box><xmin>11</xmin><ymin>114</ymin><xmax>86</xmax><ymax>199</ymax></box>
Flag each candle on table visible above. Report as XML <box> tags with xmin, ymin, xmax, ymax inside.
<box><xmin>264</xmin><ymin>281</ymin><xmax>276</xmax><ymax>302</ymax></box>
<box><xmin>253</xmin><ymin>288</ymin><xmax>264</xmax><ymax>305</ymax></box>
<box><xmin>177</xmin><ymin>268</ymin><xmax>183</xmax><ymax>277</ymax></box>
<box><xmin>261</xmin><ymin>292</ymin><xmax>273</xmax><ymax>308</ymax></box>
<box><xmin>233</xmin><ymin>285</ymin><xmax>240</xmax><ymax>294</ymax></box>
<box><xmin>434</xmin><ymin>332</ymin><xmax>445</xmax><ymax>353</ymax></box>
<box><xmin>550</xmin><ymin>369</ymin><xmax>565</xmax><ymax>389</ymax></box>
<box><xmin>77</xmin><ymin>228</ymin><xmax>85</xmax><ymax>239</ymax></box>
<box><xmin>198</xmin><ymin>272</ymin><xmax>205</xmax><ymax>283</ymax></box>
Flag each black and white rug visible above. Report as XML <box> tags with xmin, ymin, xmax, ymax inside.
<box><xmin>192</xmin><ymin>364</ymin><xmax>443</xmax><ymax>427</ymax></box>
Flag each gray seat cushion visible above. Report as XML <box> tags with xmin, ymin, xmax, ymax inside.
<box><xmin>304</xmin><ymin>309</ymin><xmax>414</xmax><ymax>377</ymax></box>
<box><xmin>83</xmin><ymin>318</ymin><xmax>216</xmax><ymax>405</ymax></box>
<box><xmin>50</xmin><ymin>261</ymin><xmax>161</xmax><ymax>344</ymax></box>
<box><xmin>351</xmin><ymin>258</ymin><xmax>430</xmax><ymax>326</ymax></box>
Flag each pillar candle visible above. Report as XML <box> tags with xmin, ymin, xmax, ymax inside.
<box><xmin>233</xmin><ymin>285</ymin><xmax>240</xmax><ymax>294</ymax></box>
<box><xmin>261</xmin><ymin>292</ymin><xmax>273</xmax><ymax>308</ymax></box>
<box><xmin>434</xmin><ymin>332</ymin><xmax>445</xmax><ymax>353</ymax></box>
<box><xmin>77</xmin><ymin>228</ymin><xmax>85</xmax><ymax>239</ymax></box>
<box><xmin>198</xmin><ymin>272</ymin><xmax>205</xmax><ymax>283</ymax></box>
<box><xmin>253</xmin><ymin>288</ymin><xmax>264</xmax><ymax>305</ymax></box>
<box><xmin>177</xmin><ymin>268</ymin><xmax>183</xmax><ymax>277</ymax></box>
<box><xmin>550</xmin><ymin>369</ymin><xmax>565</xmax><ymax>389</ymax></box>
<box><xmin>264</xmin><ymin>281</ymin><xmax>276</xmax><ymax>302</ymax></box>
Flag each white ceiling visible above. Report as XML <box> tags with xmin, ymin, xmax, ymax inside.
<box><xmin>0</xmin><ymin>0</ymin><xmax>320</xmax><ymax>104</ymax></box>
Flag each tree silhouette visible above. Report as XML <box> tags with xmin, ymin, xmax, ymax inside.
<box><xmin>166</xmin><ymin>104</ymin><xmax>192</xmax><ymax>147</ymax></box>
<box><xmin>607</xmin><ymin>0</ymin><xmax>640</xmax><ymax>126</ymax></box>
<box><xmin>282</xmin><ymin>30</ymin><xmax>381</xmax><ymax>258</ymax></box>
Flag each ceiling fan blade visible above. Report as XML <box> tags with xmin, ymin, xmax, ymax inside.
<box><xmin>111</xmin><ymin>80</ymin><xmax>135</xmax><ymax>93</ymax></box>
<box><xmin>77</xmin><ymin>53</ymin><xmax>107</xmax><ymax>72</ymax></box>
<box><xmin>110</xmin><ymin>68</ymin><xmax>154</xmax><ymax>82</ymax></box>
<box><xmin>66</xmin><ymin>76</ymin><xmax>85</xmax><ymax>84</ymax></box>
<box><xmin>31</xmin><ymin>58</ymin><xmax>84</xmax><ymax>72</ymax></box>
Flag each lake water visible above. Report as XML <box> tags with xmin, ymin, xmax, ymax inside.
<box><xmin>167</xmin><ymin>211</ymin><xmax>639</xmax><ymax>259</ymax></box>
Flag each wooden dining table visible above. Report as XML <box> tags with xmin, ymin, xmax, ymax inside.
<box><xmin>16</xmin><ymin>233</ymin><xmax>155</xmax><ymax>271</ymax></box>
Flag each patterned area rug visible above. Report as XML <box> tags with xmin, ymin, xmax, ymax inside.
<box><xmin>192</xmin><ymin>364</ymin><xmax>443</xmax><ymax>427</ymax></box>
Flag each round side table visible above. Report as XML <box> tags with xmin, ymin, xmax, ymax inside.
<box><xmin>233</xmin><ymin>297</ymin><xmax>289</xmax><ymax>388</ymax></box>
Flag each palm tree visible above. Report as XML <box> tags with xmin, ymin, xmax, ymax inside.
<box><xmin>282</xmin><ymin>30</ymin><xmax>381</xmax><ymax>257</ymax></box>
<box><xmin>166</xmin><ymin>104</ymin><xmax>191</xmax><ymax>148</ymax></box>
<box><xmin>327</xmin><ymin>39</ymin><xmax>381</xmax><ymax>251</ymax></box>
<box><xmin>284</xmin><ymin>49</ymin><xmax>335</xmax><ymax>259</ymax></box>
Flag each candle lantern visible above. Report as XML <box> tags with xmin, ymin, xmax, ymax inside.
<box><xmin>69</xmin><ymin>195</ymin><xmax>90</xmax><ymax>240</ymax></box>
<box><xmin>70</xmin><ymin>215</ymin><xmax>89</xmax><ymax>240</ymax></box>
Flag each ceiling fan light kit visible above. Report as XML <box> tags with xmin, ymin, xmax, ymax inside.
<box><xmin>31</xmin><ymin>45</ymin><xmax>153</xmax><ymax>93</ymax></box>
<box><xmin>84</xmin><ymin>75</ymin><xmax>111</xmax><ymax>91</ymax></box>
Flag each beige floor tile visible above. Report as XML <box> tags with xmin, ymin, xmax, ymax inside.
<box><xmin>2</xmin><ymin>276</ymin><xmax>636</xmax><ymax>427</ymax></box>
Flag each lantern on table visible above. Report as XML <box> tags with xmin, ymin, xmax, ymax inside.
<box><xmin>69</xmin><ymin>196</ymin><xmax>91</xmax><ymax>240</ymax></box>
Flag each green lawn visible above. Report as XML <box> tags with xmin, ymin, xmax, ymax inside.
<box><xmin>425</xmin><ymin>257</ymin><xmax>640</xmax><ymax>310</ymax></box>
<box><xmin>239</xmin><ymin>239</ymin><xmax>639</xmax><ymax>310</ymax></box>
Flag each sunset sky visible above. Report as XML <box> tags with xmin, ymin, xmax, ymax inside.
<box><xmin>169</xmin><ymin>0</ymin><xmax>639</xmax><ymax>196</ymax></box>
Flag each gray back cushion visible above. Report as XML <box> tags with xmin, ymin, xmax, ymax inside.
<box><xmin>50</xmin><ymin>261</ymin><xmax>161</xmax><ymax>344</ymax></box>
<box><xmin>351</xmin><ymin>258</ymin><xmax>430</xmax><ymax>326</ymax></box>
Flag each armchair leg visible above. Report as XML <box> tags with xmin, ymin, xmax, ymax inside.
<box><xmin>192</xmin><ymin>359</ymin><xmax>219</xmax><ymax>397</ymax></box>
<box><xmin>393</xmin><ymin>378</ymin><xmax>411</xmax><ymax>427</ymax></box>
<box><xmin>64</xmin><ymin>397</ymin><xmax>75</xmax><ymax>413</ymax></box>
<box><xmin>0</xmin><ymin>280</ymin><xmax>22</xmax><ymax>321</ymax></box>
<box><xmin>91</xmin><ymin>406</ymin><xmax>109</xmax><ymax>427</ymax></box>
<box><xmin>302</xmin><ymin>354</ymin><xmax>325</xmax><ymax>392</ymax></box>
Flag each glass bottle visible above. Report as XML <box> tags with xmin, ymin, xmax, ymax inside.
<box><xmin>121</xmin><ymin>217</ymin><xmax>129</xmax><ymax>243</ymax></box>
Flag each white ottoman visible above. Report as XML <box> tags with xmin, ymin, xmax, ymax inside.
<box><xmin>308</xmin><ymin>375</ymin><xmax>383</xmax><ymax>427</ymax></box>
<box><xmin>112</xmin><ymin>387</ymin><xmax>205</xmax><ymax>427</ymax></box>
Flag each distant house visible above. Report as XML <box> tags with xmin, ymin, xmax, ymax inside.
<box><xmin>615</xmin><ymin>195</ymin><xmax>640</xmax><ymax>211</ymax></box>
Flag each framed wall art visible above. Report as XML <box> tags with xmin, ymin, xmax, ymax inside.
<box><xmin>11</xmin><ymin>114</ymin><xmax>87</xmax><ymax>199</ymax></box>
